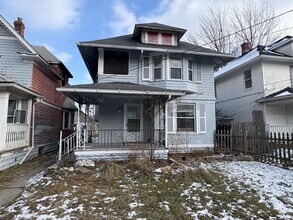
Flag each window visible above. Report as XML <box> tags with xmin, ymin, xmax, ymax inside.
<box><xmin>153</xmin><ymin>56</ymin><xmax>162</xmax><ymax>80</ymax></box>
<box><xmin>142</xmin><ymin>56</ymin><xmax>150</xmax><ymax>80</ymax></box>
<box><xmin>162</xmin><ymin>33</ymin><xmax>172</xmax><ymax>45</ymax></box>
<box><xmin>196</xmin><ymin>61</ymin><xmax>202</xmax><ymax>82</ymax></box>
<box><xmin>147</xmin><ymin>32</ymin><xmax>159</xmax><ymax>44</ymax></box>
<box><xmin>104</xmin><ymin>50</ymin><xmax>129</xmax><ymax>75</ymax></box>
<box><xmin>14</xmin><ymin>110</ymin><xmax>27</xmax><ymax>123</ymax></box>
<box><xmin>188</xmin><ymin>60</ymin><xmax>194</xmax><ymax>82</ymax></box>
<box><xmin>170</xmin><ymin>56</ymin><xmax>182</xmax><ymax>79</ymax></box>
<box><xmin>7</xmin><ymin>100</ymin><xmax>16</xmax><ymax>123</ymax></box>
<box><xmin>199</xmin><ymin>104</ymin><xmax>206</xmax><ymax>133</ymax></box>
<box><xmin>290</xmin><ymin>66</ymin><xmax>293</xmax><ymax>87</ymax></box>
<box><xmin>177</xmin><ymin>104</ymin><xmax>196</xmax><ymax>132</ymax></box>
<box><xmin>244</xmin><ymin>70</ymin><xmax>252</xmax><ymax>89</ymax></box>
<box><xmin>63</xmin><ymin>111</ymin><xmax>72</xmax><ymax>130</ymax></box>
<box><xmin>127</xmin><ymin>104</ymin><xmax>141</xmax><ymax>132</ymax></box>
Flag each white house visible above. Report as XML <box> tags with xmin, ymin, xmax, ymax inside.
<box><xmin>215</xmin><ymin>36</ymin><xmax>293</xmax><ymax>134</ymax></box>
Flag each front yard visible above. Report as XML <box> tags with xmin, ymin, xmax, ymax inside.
<box><xmin>0</xmin><ymin>156</ymin><xmax>292</xmax><ymax>219</ymax></box>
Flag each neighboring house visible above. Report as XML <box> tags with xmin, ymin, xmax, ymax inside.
<box><xmin>58</xmin><ymin>22</ymin><xmax>232</xmax><ymax>156</ymax></box>
<box><xmin>0</xmin><ymin>16</ymin><xmax>75</xmax><ymax>171</ymax></box>
<box><xmin>215</xmin><ymin>36</ymin><xmax>293</xmax><ymax>133</ymax></box>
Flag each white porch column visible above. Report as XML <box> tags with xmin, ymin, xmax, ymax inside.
<box><xmin>0</xmin><ymin>92</ymin><xmax>10</xmax><ymax>151</ymax></box>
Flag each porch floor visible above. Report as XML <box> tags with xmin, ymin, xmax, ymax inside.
<box><xmin>74</xmin><ymin>144</ymin><xmax>168</xmax><ymax>161</ymax></box>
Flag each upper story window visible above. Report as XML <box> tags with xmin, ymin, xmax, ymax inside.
<box><xmin>244</xmin><ymin>69</ymin><xmax>252</xmax><ymax>89</ymax></box>
<box><xmin>153</xmin><ymin>56</ymin><xmax>162</xmax><ymax>80</ymax></box>
<box><xmin>170</xmin><ymin>56</ymin><xmax>182</xmax><ymax>80</ymax></box>
<box><xmin>196</xmin><ymin>61</ymin><xmax>202</xmax><ymax>83</ymax></box>
<box><xmin>188</xmin><ymin>60</ymin><xmax>194</xmax><ymax>82</ymax></box>
<box><xmin>162</xmin><ymin>33</ymin><xmax>172</xmax><ymax>45</ymax></box>
<box><xmin>147</xmin><ymin>32</ymin><xmax>159</xmax><ymax>44</ymax></box>
<box><xmin>142</xmin><ymin>56</ymin><xmax>150</xmax><ymax>80</ymax></box>
<box><xmin>104</xmin><ymin>50</ymin><xmax>129</xmax><ymax>75</ymax></box>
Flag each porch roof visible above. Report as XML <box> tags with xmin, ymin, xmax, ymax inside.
<box><xmin>57</xmin><ymin>82</ymin><xmax>187</xmax><ymax>104</ymax></box>
<box><xmin>0</xmin><ymin>81</ymin><xmax>42</xmax><ymax>99</ymax></box>
<box><xmin>256</xmin><ymin>87</ymin><xmax>293</xmax><ymax>103</ymax></box>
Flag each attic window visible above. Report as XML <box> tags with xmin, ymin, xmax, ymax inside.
<box><xmin>147</xmin><ymin>32</ymin><xmax>158</xmax><ymax>44</ymax></box>
<box><xmin>104</xmin><ymin>50</ymin><xmax>129</xmax><ymax>75</ymax></box>
<box><xmin>162</xmin><ymin>33</ymin><xmax>172</xmax><ymax>45</ymax></box>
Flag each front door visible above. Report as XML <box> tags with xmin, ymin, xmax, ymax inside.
<box><xmin>124</xmin><ymin>104</ymin><xmax>143</xmax><ymax>143</ymax></box>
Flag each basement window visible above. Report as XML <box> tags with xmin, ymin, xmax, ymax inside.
<box><xmin>104</xmin><ymin>50</ymin><xmax>129</xmax><ymax>75</ymax></box>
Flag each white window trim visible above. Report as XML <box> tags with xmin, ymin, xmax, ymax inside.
<box><xmin>123</xmin><ymin>103</ymin><xmax>143</xmax><ymax>132</ymax></box>
<box><xmin>167</xmin><ymin>102</ymin><xmax>176</xmax><ymax>133</ymax></box>
<box><xmin>169</xmin><ymin>55</ymin><xmax>183</xmax><ymax>80</ymax></box>
<box><xmin>152</xmin><ymin>55</ymin><xmax>164</xmax><ymax>81</ymax></box>
<box><xmin>142</xmin><ymin>56</ymin><xmax>150</xmax><ymax>81</ymax></box>
<box><xmin>198</xmin><ymin>104</ymin><xmax>206</xmax><ymax>133</ymax></box>
<box><xmin>188</xmin><ymin>59</ymin><xmax>195</xmax><ymax>82</ymax></box>
<box><xmin>196</xmin><ymin>61</ymin><xmax>202</xmax><ymax>83</ymax></box>
<box><xmin>176</xmin><ymin>103</ymin><xmax>197</xmax><ymax>133</ymax></box>
<box><xmin>244</xmin><ymin>69</ymin><xmax>252</xmax><ymax>89</ymax></box>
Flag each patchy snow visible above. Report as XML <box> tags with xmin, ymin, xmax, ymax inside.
<box><xmin>103</xmin><ymin>197</ymin><xmax>116</xmax><ymax>203</ymax></box>
<box><xmin>129</xmin><ymin>202</ymin><xmax>144</xmax><ymax>209</ymax></box>
<box><xmin>275</xmin><ymin>91</ymin><xmax>292</xmax><ymax>97</ymax></box>
<box><xmin>215</xmin><ymin>48</ymin><xmax>259</xmax><ymax>78</ymax></box>
<box><xmin>210</xmin><ymin>161</ymin><xmax>293</xmax><ymax>217</ymax></box>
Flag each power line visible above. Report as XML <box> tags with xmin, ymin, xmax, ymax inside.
<box><xmin>97</xmin><ymin>9</ymin><xmax>293</xmax><ymax>82</ymax></box>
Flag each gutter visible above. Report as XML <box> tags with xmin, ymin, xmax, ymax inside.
<box><xmin>19</xmin><ymin>98</ymin><xmax>43</xmax><ymax>164</ymax></box>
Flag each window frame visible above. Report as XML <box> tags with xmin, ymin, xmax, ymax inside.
<box><xmin>153</xmin><ymin>55</ymin><xmax>163</xmax><ymax>80</ymax></box>
<box><xmin>244</xmin><ymin>69</ymin><xmax>252</xmax><ymax>89</ymax></box>
<box><xmin>142</xmin><ymin>56</ymin><xmax>150</xmax><ymax>81</ymax></box>
<box><xmin>196</xmin><ymin>61</ymin><xmax>202</xmax><ymax>83</ymax></box>
<box><xmin>176</xmin><ymin>104</ymin><xmax>196</xmax><ymax>132</ymax></box>
<box><xmin>63</xmin><ymin>111</ymin><xmax>72</xmax><ymax>130</ymax></box>
<box><xmin>169</xmin><ymin>55</ymin><xmax>182</xmax><ymax>80</ymax></box>
<box><xmin>188</xmin><ymin>59</ymin><xmax>194</xmax><ymax>82</ymax></box>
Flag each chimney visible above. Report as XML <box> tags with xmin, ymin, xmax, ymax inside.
<box><xmin>14</xmin><ymin>17</ymin><xmax>25</xmax><ymax>37</ymax></box>
<box><xmin>241</xmin><ymin>42</ymin><xmax>252</xmax><ymax>55</ymax></box>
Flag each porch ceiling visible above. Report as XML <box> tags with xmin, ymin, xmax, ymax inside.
<box><xmin>57</xmin><ymin>82</ymin><xmax>187</xmax><ymax>104</ymax></box>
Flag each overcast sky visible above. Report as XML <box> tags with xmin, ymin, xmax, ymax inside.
<box><xmin>1</xmin><ymin>0</ymin><xmax>293</xmax><ymax>85</ymax></box>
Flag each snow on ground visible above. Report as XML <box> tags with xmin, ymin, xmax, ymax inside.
<box><xmin>209</xmin><ymin>161</ymin><xmax>293</xmax><ymax>217</ymax></box>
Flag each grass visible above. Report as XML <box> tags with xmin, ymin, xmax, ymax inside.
<box><xmin>0</xmin><ymin>158</ymin><xmax>282</xmax><ymax>219</ymax></box>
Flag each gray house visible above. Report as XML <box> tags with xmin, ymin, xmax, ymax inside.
<box><xmin>58</xmin><ymin>23</ymin><xmax>232</xmax><ymax>159</ymax></box>
<box><xmin>215</xmin><ymin>37</ymin><xmax>293</xmax><ymax>134</ymax></box>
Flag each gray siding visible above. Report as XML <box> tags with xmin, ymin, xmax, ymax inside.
<box><xmin>0</xmin><ymin>24</ymin><xmax>13</xmax><ymax>36</ymax></box>
<box><xmin>275</xmin><ymin>42</ymin><xmax>293</xmax><ymax>57</ymax></box>
<box><xmin>0</xmin><ymin>24</ymin><xmax>33</xmax><ymax>87</ymax></box>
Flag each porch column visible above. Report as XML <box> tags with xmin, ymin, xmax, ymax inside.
<box><xmin>0</xmin><ymin>92</ymin><xmax>10</xmax><ymax>151</ymax></box>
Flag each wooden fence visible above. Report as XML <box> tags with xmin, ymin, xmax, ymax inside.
<box><xmin>214</xmin><ymin>123</ymin><xmax>293</xmax><ymax>167</ymax></box>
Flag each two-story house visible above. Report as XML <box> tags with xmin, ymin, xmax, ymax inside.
<box><xmin>0</xmin><ymin>16</ymin><xmax>76</xmax><ymax>170</ymax></box>
<box><xmin>215</xmin><ymin>36</ymin><xmax>293</xmax><ymax>134</ymax></box>
<box><xmin>58</xmin><ymin>22</ymin><xmax>232</xmax><ymax>159</ymax></box>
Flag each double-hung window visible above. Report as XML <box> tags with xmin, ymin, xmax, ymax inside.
<box><xmin>244</xmin><ymin>70</ymin><xmax>252</xmax><ymax>89</ymax></box>
<box><xmin>177</xmin><ymin>104</ymin><xmax>196</xmax><ymax>132</ymax></box>
<box><xmin>142</xmin><ymin>56</ymin><xmax>150</xmax><ymax>80</ymax></box>
<box><xmin>196</xmin><ymin>61</ymin><xmax>202</xmax><ymax>82</ymax></box>
<box><xmin>188</xmin><ymin>60</ymin><xmax>194</xmax><ymax>82</ymax></box>
<box><xmin>153</xmin><ymin>56</ymin><xmax>162</xmax><ymax>80</ymax></box>
<box><xmin>170</xmin><ymin>56</ymin><xmax>182</xmax><ymax>79</ymax></box>
<box><xmin>63</xmin><ymin>111</ymin><xmax>72</xmax><ymax>130</ymax></box>
<box><xmin>126</xmin><ymin>104</ymin><xmax>141</xmax><ymax>132</ymax></box>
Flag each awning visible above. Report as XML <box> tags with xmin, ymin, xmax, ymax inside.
<box><xmin>57</xmin><ymin>82</ymin><xmax>188</xmax><ymax>104</ymax></box>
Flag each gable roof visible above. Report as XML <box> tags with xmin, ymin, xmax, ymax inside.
<box><xmin>32</xmin><ymin>46</ymin><xmax>73</xmax><ymax>78</ymax></box>
<box><xmin>215</xmin><ymin>37</ymin><xmax>293</xmax><ymax>79</ymax></box>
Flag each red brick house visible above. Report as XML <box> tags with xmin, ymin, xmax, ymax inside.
<box><xmin>0</xmin><ymin>16</ymin><xmax>76</xmax><ymax>170</ymax></box>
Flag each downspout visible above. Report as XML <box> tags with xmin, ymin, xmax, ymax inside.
<box><xmin>19</xmin><ymin>98</ymin><xmax>42</xmax><ymax>164</ymax></box>
<box><xmin>165</xmin><ymin>95</ymin><xmax>172</xmax><ymax>148</ymax></box>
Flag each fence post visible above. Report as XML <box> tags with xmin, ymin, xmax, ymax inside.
<box><xmin>58</xmin><ymin>130</ymin><xmax>63</xmax><ymax>161</ymax></box>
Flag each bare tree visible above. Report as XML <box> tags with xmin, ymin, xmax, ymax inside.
<box><xmin>188</xmin><ymin>0</ymin><xmax>284</xmax><ymax>54</ymax></box>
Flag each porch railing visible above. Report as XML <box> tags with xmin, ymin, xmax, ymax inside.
<box><xmin>58</xmin><ymin>131</ymin><xmax>78</xmax><ymax>160</ymax></box>
<box><xmin>91</xmin><ymin>129</ymin><xmax>165</xmax><ymax>148</ymax></box>
<box><xmin>5</xmin><ymin>123</ymin><xmax>30</xmax><ymax>151</ymax></box>
<box><xmin>269</xmin><ymin>126</ymin><xmax>293</xmax><ymax>134</ymax></box>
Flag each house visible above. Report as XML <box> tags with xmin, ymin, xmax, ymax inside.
<box><xmin>0</xmin><ymin>16</ymin><xmax>76</xmax><ymax>171</ymax></box>
<box><xmin>57</xmin><ymin>22</ymin><xmax>232</xmax><ymax>160</ymax></box>
<box><xmin>215</xmin><ymin>36</ymin><xmax>293</xmax><ymax>134</ymax></box>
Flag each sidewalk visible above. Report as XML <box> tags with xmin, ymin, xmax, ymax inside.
<box><xmin>0</xmin><ymin>152</ymin><xmax>56</xmax><ymax>207</ymax></box>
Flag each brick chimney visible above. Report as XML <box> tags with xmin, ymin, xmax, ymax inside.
<box><xmin>241</xmin><ymin>42</ymin><xmax>252</xmax><ymax>55</ymax></box>
<box><xmin>14</xmin><ymin>17</ymin><xmax>25</xmax><ymax>37</ymax></box>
